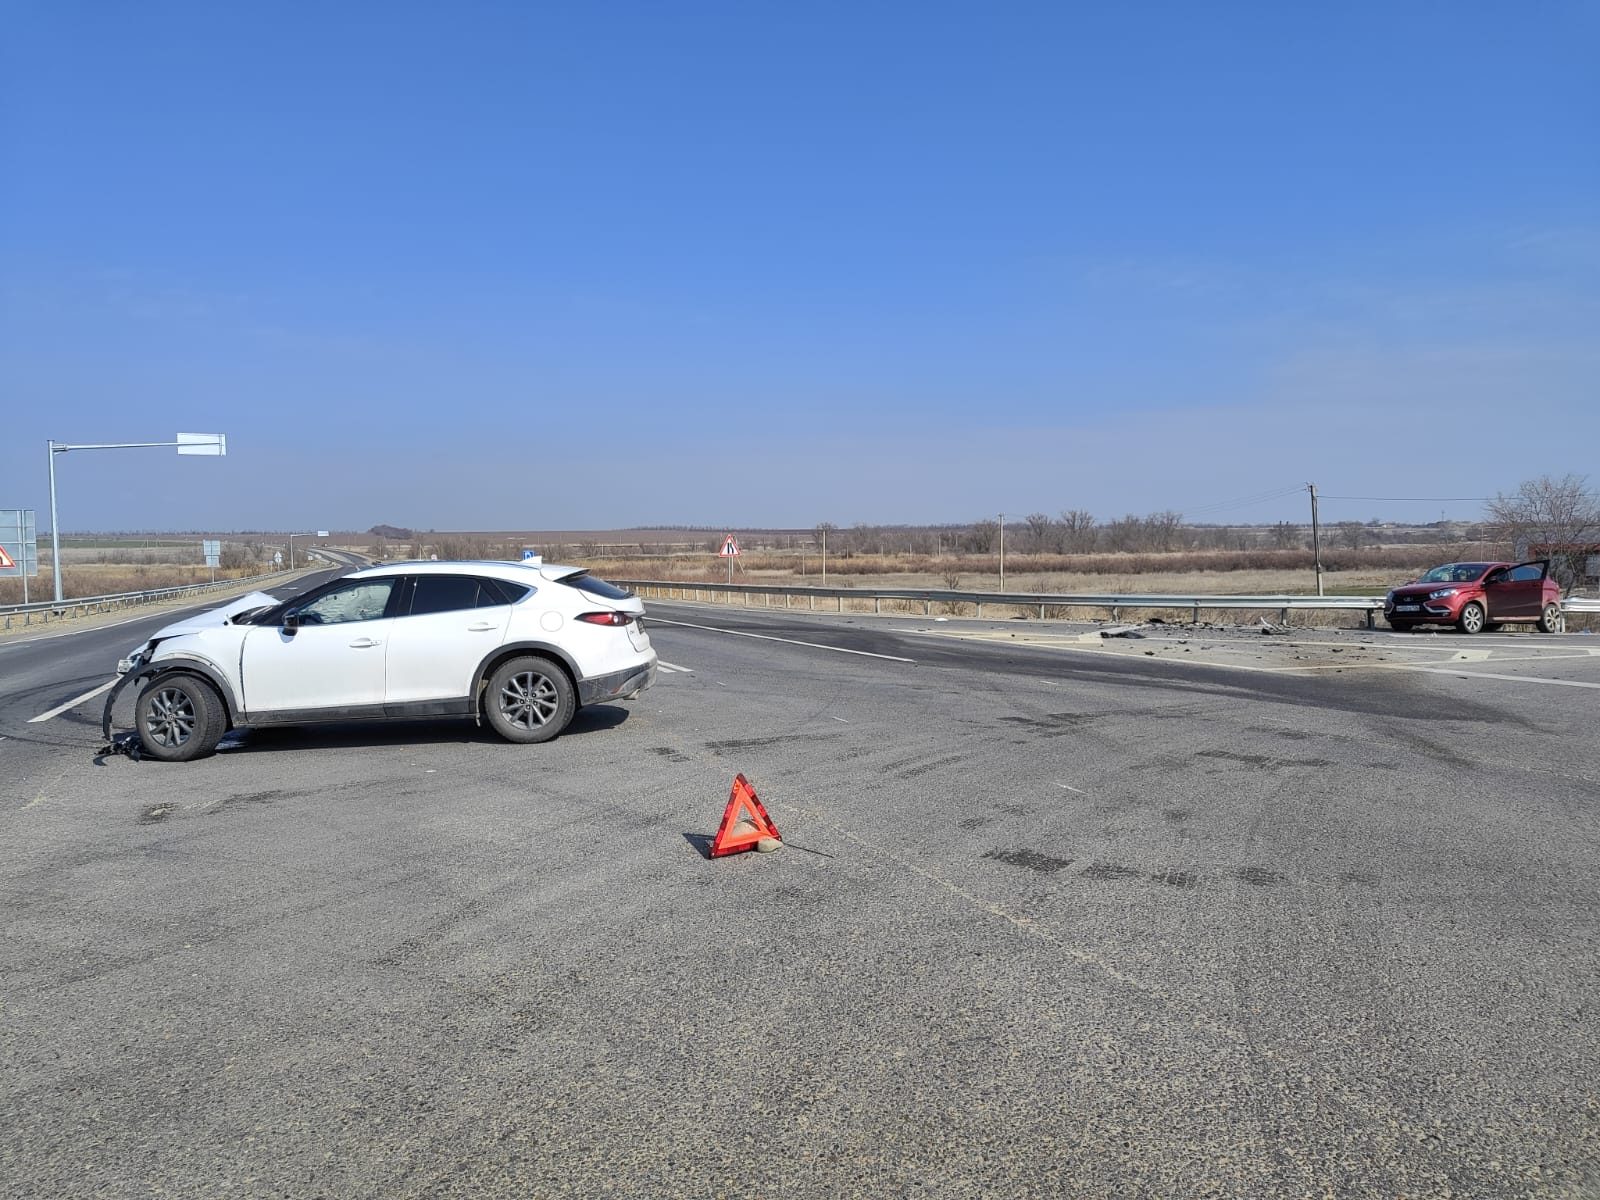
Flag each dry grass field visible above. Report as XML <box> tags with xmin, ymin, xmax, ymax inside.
<box><xmin>10</xmin><ymin>530</ymin><xmax>1589</xmax><ymax>630</ymax></box>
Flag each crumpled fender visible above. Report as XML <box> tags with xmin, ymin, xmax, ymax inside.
<box><xmin>102</xmin><ymin>654</ymin><xmax>240</xmax><ymax>742</ymax></box>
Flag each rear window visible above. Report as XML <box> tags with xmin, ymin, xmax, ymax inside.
<box><xmin>562</xmin><ymin>572</ymin><xmax>633</xmax><ymax>601</ymax></box>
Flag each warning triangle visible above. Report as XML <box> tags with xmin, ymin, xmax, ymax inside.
<box><xmin>709</xmin><ymin>774</ymin><xmax>781</xmax><ymax>857</ymax></box>
<box><xmin>0</xmin><ymin>545</ymin><xmax>14</xmax><ymax>569</ymax></box>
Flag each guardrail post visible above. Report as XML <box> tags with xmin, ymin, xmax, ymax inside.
<box><xmin>976</xmin><ymin>602</ymin><xmax>983</xmax><ymax>617</ymax></box>
<box><xmin>809</xmin><ymin>594</ymin><xmax>815</xmax><ymax>610</ymax></box>
<box><xmin>925</xmin><ymin>600</ymin><xmax>931</xmax><ymax>615</ymax></box>
<box><xmin>1110</xmin><ymin>606</ymin><xmax>1119</xmax><ymax>621</ymax></box>
<box><xmin>1280</xmin><ymin>607</ymin><xmax>1289</xmax><ymax>623</ymax></box>
<box><xmin>1192</xmin><ymin>601</ymin><xmax>1200</xmax><ymax>624</ymax></box>
<box><xmin>874</xmin><ymin>598</ymin><xmax>881</xmax><ymax>614</ymax></box>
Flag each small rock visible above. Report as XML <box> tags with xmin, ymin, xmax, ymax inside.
<box><xmin>755</xmin><ymin>837</ymin><xmax>783</xmax><ymax>853</ymax></box>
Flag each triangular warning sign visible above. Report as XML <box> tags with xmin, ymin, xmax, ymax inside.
<box><xmin>709</xmin><ymin>774</ymin><xmax>781</xmax><ymax>857</ymax></box>
<box><xmin>718</xmin><ymin>535</ymin><xmax>741</xmax><ymax>557</ymax></box>
<box><xmin>0</xmin><ymin>545</ymin><xmax>14</xmax><ymax>569</ymax></box>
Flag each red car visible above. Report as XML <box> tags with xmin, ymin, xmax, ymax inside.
<box><xmin>1385</xmin><ymin>560</ymin><xmax>1563</xmax><ymax>634</ymax></box>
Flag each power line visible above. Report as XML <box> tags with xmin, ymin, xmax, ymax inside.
<box><xmin>1184</xmin><ymin>484</ymin><xmax>1306</xmax><ymax>517</ymax></box>
<box><xmin>1321</xmin><ymin>495</ymin><xmax>1491</xmax><ymax>503</ymax></box>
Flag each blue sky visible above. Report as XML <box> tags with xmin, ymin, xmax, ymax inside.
<box><xmin>2</xmin><ymin>2</ymin><xmax>1595</xmax><ymax>533</ymax></box>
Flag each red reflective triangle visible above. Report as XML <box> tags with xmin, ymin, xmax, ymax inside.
<box><xmin>709</xmin><ymin>774</ymin><xmax>781</xmax><ymax>857</ymax></box>
<box><xmin>0</xmin><ymin>545</ymin><xmax>14</xmax><ymax>569</ymax></box>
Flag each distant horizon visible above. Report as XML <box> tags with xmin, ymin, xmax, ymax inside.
<box><xmin>39</xmin><ymin>512</ymin><xmax>1510</xmax><ymax>540</ymax></box>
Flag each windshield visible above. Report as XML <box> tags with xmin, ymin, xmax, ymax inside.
<box><xmin>1417</xmin><ymin>563</ymin><xmax>1492</xmax><ymax>584</ymax></box>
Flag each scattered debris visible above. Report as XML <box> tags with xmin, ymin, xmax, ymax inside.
<box><xmin>1258</xmin><ymin>618</ymin><xmax>1292</xmax><ymax>636</ymax></box>
<box><xmin>100</xmin><ymin>732</ymin><xmax>143</xmax><ymax>760</ymax></box>
<box><xmin>1101</xmin><ymin>625</ymin><xmax>1146</xmax><ymax>639</ymax></box>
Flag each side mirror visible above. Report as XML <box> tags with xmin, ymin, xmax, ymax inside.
<box><xmin>282</xmin><ymin>612</ymin><xmax>301</xmax><ymax>631</ymax></box>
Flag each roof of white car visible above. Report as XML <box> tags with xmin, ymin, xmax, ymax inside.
<box><xmin>349</xmin><ymin>559</ymin><xmax>581</xmax><ymax>581</ymax></box>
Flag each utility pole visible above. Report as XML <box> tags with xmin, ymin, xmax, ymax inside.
<box><xmin>1308</xmin><ymin>482</ymin><xmax>1324</xmax><ymax>596</ymax></box>
<box><xmin>821</xmin><ymin>525</ymin><xmax>827</xmax><ymax>585</ymax></box>
<box><xmin>999</xmin><ymin>513</ymin><xmax>1006</xmax><ymax>590</ymax></box>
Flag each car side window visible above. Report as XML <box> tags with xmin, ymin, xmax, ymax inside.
<box><xmin>293</xmin><ymin>580</ymin><xmax>396</xmax><ymax>625</ymax></box>
<box><xmin>408</xmin><ymin>575</ymin><xmax>507</xmax><ymax>616</ymax></box>
<box><xmin>1508</xmin><ymin>565</ymin><xmax>1543</xmax><ymax>583</ymax></box>
<box><xmin>1483</xmin><ymin>568</ymin><xmax>1507</xmax><ymax>585</ymax></box>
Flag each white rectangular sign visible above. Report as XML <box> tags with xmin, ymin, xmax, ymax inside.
<box><xmin>177</xmin><ymin>432</ymin><xmax>226</xmax><ymax>456</ymax></box>
<box><xmin>0</xmin><ymin>509</ymin><xmax>39</xmax><ymax>577</ymax></box>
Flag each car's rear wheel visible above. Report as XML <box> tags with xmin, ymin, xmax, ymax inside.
<box><xmin>135</xmin><ymin>674</ymin><xmax>225</xmax><ymax>762</ymax></box>
<box><xmin>1538</xmin><ymin>603</ymin><xmax>1564</xmax><ymax>634</ymax></box>
<box><xmin>485</xmin><ymin>656</ymin><xmax>575</xmax><ymax>744</ymax></box>
<box><xmin>1457</xmin><ymin>602</ymin><xmax>1486</xmax><ymax>635</ymax></box>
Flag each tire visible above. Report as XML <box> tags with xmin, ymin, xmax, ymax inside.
<box><xmin>1457</xmin><ymin>602</ymin><xmax>1486</xmax><ymax>635</ymax></box>
<box><xmin>1537</xmin><ymin>603</ymin><xmax>1564</xmax><ymax>634</ymax></box>
<box><xmin>1387</xmin><ymin>621</ymin><xmax>1416</xmax><ymax>632</ymax></box>
<box><xmin>484</xmin><ymin>656</ymin><xmax>575</xmax><ymax>744</ymax></box>
<box><xmin>135</xmin><ymin>674</ymin><xmax>225</xmax><ymax>762</ymax></box>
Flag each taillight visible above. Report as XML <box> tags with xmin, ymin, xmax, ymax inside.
<box><xmin>577</xmin><ymin>611</ymin><xmax>633</xmax><ymax>626</ymax></box>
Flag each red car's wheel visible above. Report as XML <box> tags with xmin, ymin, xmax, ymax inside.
<box><xmin>1537</xmin><ymin>603</ymin><xmax>1564</xmax><ymax>634</ymax></box>
<box><xmin>1457</xmin><ymin>602</ymin><xmax>1486</xmax><ymax>635</ymax></box>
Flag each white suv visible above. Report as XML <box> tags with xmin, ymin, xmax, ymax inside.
<box><xmin>110</xmin><ymin>561</ymin><xmax>657</xmax><ymax>761</ymax></box>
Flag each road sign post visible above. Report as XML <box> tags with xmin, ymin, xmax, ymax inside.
<box><xmin>0</xmin><ymin>509</ymin><xmax>38</xmax><ymax>605</ymax></box>
<box><xmin>718</xmin><ymin>534</ymin><xmax>742</xmax><ymax>584</ymax></box>
<box><xmin>46</xmin><ymin>433</ymin><xmax>226</xmax><ymax>604</ymax></box>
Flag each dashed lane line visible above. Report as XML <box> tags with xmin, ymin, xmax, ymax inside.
<box><xmin>649</xmin><ymin>619</ymin><xmax>916</xmax><ymax>663</ymax></box>
<box><xmin>28</xmin><ymin>678</ymin><xmax>118</xmax><ymax>723</ymax></box>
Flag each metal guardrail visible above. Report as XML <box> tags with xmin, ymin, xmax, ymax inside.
<box><xmin>0</xmin><ymin>570</ymin><xmax>298</xmax><ymax>630</ymax></box>
<box><xmin>616</xmin><ymin>580</ymin><xmax>1600</xmax><ymax>626</ymax></box>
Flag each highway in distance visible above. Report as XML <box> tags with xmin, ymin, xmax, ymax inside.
<box><xmin>2</xmin><ymin>593</ymin><xmax>1598</xmax><ymax>1198</ymax></box>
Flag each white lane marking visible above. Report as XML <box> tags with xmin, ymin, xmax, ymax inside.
<box><xmin>0</xmin><ymin>611</ymin><xmax>164</xmax><ymax>648</ymax></box>
<box><xmin>1451</xmin><ymin>649</ymin><xmax>1493</xmax><ymax>662</ymax></box>
<box><xmin>1390</xmin><ymin>666</ymin><xmax>1600</xmax><ymax>690</ymax></box>
<box><xmin>831</xmin><ymin>715</ymin><xmax>850</xmax><ymax>723</ymax></box>
<box><xmin>29</xmin><ymin>678</ymin><xmax>119</xmax><ymax>723</ymax></box>
<box><xmin>649</xmin><ymin>619</ymin><xmax>916</xmax><ymax>663</ymax></box>
<box><xmin>657</xmin><ymin>660</ymin><xmax>693</xmax><ymax>673</ymax></box>
<box><xmin>1055</xmin><ymin>782</ymin><xmax>1087</xmax><ymax>794</ymax></box>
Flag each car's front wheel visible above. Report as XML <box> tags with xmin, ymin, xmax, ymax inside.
<box><xmin>484</xmin><ymin>656</ymin><xmax>575</xmax><ymax>744</ymax></box>
<box><xmin>1538</xmin><ymin>603</ymin><xmax>1564</xmax><ymax>634</ymax></box>
<box><xmin>1457</xmin><ymin>602</ymin><xmax>1486</xmax><ymax>635</ymax></box>
<box><xmin>135</xmin><ymin>674</ymin><xmax>225</xmax><ymax>762</ymax></box>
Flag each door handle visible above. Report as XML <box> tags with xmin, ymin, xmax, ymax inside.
<box><xmin>467</xmin><ymin>623</ymin><xmax>497</xmax><ymax>632</ymax></box>
<box><xmin>348</xmin><ymin>638</ymin><xmax>383</xmax><ymax>648</ymax></box>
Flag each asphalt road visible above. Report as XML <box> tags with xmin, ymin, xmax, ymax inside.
<box><xmin>2</xmin><ymin>595</ymin><xmax>1598</xmax><ymax>1199</ymax></box>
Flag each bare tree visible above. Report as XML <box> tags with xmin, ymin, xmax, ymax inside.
<box><xmin>1102</xmin><ymin>514</ymin><xmax>1145</xmax><ymax>552</ymax></box>
<box><xmin>965</xmin><ymin>518</ymin><xmax>999</xmax><ymax>554</ymax></box>
<box><xmin>1486</xmin><ymin>474</ymin><xmax>1600</xmax><ymax>589</ymax></box>
<box><xmin>1270</xmin><ymin>521</ymin><xmax>1300</xmax><ymax>549</ymax></box>
<box><xmin>1024</xmin><ymin>512</ymin><xmax>1055</xmax><ymax>553</ymax></box>
<box><xmin>1058</xmin><ymin>509</ymin><xmax>1097</xmax><ymax>553</ymax></box>
<box><xmin>1146</xmin><ymin>510</ymin><xmax>1184</xmax><ymax>552</ymax></box>
<box><xmin>1338</xmin><ymin>521</ymin><xmax>1365</xmax><ymax>551</ymax></box>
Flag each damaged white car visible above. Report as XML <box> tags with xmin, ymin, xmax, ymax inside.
<box><xmin>107</xmin><ymin>561</ymin><xmax>657</xmax><ymax>761</ymax></box>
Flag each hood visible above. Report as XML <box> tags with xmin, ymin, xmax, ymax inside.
<box><xmin>147</xmin><ymin>590</ymin><xmax>279</xmax><ymax>641</ymax></box>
